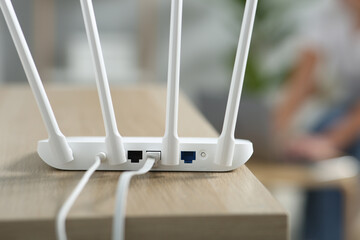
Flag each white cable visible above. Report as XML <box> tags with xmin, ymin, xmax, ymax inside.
<box><xmin>112</xmin><ymin>156</ymin><xmax>157</xmax><ymax>240</ymax></box>
<box><xmin>56</xmin><ymin>153</ymin><xmax>105</xmax><ymax>240</ymax></box>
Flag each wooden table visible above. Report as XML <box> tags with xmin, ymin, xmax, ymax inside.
<box><xmin>0</xmin><ymin>86</ymin><xmax>288</xmax><ymax>240</ymax></box>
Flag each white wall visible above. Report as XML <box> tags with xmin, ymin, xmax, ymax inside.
<box><xmin>156</xmin><ymin>0</ymin><xmax>241</xmax><ymax>103</ymax></box>
<box><xmin>0</xmin><ymin>0</ymin><xmax>32</xmax><ymax>83</ymax></box>
<box><xmin>0</xmin><ymin>30</ymin><xmax>3</xmax><ymax>84</ymax></box>
<box><xmin>54</xmin><ymin>0</ymin><xmax>139</xmax><ymax>84</ymax></box>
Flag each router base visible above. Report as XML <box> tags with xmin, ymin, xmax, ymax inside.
<box><xmin>38</xmin><ymin>137</ymin><xmax>253</xmax><ymax>172</ymax></box>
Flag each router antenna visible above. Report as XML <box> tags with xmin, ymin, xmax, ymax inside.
<box><xmin>215</xmin><ymin>0</ymin><xmax>258</xmax><ymax>167</ymax></box>
<box><xmin>0</xmin><ymin>0</ymin><xmax>73</xmax><ymax>163</ymax></box>
<box><xmin>162</xmin><ymin>0</ymin><xmax>183</xmax><ymax>166</ymax></box>
<box><xmin>80</xmin><ymin>0</ymin><xmax>126</xmax><ymax>165</ymax></box>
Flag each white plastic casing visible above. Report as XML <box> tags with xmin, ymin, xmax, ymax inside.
<box><xmin>38</xmin><ymin>137</ymin><xmax>253</xmax><ymax>172</ymax></box>
<box><xmin>80</xmin><ymin>0</ymin><xmax>127</xmax><ymax>165</ymax></box>
<box><xmin>2</xmin><ymin>0</ymin><xmax>257</xmax><ymax>172</ymax></box>
<box><xmin>162</xmin><ymin>0</ymin><xmax>183</xmax><ymax>166</ymax></box>
<box><xmin>215</xmin><ymin>0</ymin><xmax>258</xmax><ymax>167</ymax></box>
<box><xmin>0</xmin><ymin>0</ymin><xmax>74</xmax><ymax>164</ymax></box>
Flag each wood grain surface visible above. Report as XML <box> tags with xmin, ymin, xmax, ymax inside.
<box><xmin>0</xmin><ymin>85</ymin><xmax>287</xmax><ymax>240</ymax></box>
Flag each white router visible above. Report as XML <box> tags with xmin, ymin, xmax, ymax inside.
<box><xmin>0</xmin><ymin>0</ymin><xmax>258</xmax><ymax>172</ymax></box>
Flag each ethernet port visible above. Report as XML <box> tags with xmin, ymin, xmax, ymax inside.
<box><xmin>128</xmin><ymin>151</ymin><xmax>143</xmax><ymax>163</ymax></box>
<box><xmin>181</xmin><ymin>151</ymin><xmax>196</xmax><ymax>164</ymax></box>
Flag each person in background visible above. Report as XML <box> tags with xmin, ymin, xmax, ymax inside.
<box><xmin>273</xmin><ymin>0</ymin><xmax>360</xmax><ymax>239</ymax></box>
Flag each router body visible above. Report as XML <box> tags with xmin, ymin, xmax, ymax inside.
<box><xmin>38</xmin><ymin>137</ymin><xmax>253</xmax><ymax>171</ymax></box>
<box><xmin>1</xmin><ymin>0</ymin><xmax>258</xmax><ymax>172</ymax></box>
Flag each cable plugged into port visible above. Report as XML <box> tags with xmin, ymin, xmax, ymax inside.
<box><xmin>113</xmin><ymin>152</ymin><xmax>157</xmax><ymax>240</ymax></box>
<box><xmin>181</xmin><ymin>151</ymin><xmax>196</xmax><ymax>164</ymax></box>
<box><xmin>146</xmin><ymin>151</ymin><xmax>161</xmax><ymax>166</ymax></box>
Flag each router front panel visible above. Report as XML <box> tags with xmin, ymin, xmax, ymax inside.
<box><xmin>38</xmin><ymin>137</ymin><xmax>253</xmax><ymax>172</ymax></box>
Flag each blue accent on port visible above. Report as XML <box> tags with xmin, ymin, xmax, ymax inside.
<box><xmin>181</xmin><ymin>151</ymin><xmax>196</xmax><ymax>164</ymax></box>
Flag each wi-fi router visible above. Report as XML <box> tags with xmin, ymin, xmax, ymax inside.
<box><xmin>0</xmin><ymin>0</ymin><xmax>258</xmax><ymax>172</ymax></box>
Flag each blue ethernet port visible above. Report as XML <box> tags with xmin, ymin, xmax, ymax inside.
<box><xmin>181</xmin><ymin>151</ymin><xmax>196</xmax><ymax>164</ymax></box>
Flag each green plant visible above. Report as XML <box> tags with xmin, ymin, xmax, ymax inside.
<box><xmin>229</xmin><ymin>0</ymin><xmax>296</xmax><ymax>94</ymax></box>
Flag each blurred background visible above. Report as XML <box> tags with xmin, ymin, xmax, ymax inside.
<box><xmin>1</xmin><ymin>0</ymin><xmax>360</xmax><ymax>239</ymax></box>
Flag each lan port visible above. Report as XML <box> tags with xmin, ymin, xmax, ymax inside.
<box><xmin>128</xmin><ymin>151</ymin><xmax>143</xmax><ymax>163</ymax></box>
<box><xmin>181</xmin><ymin>151</ymin><xmax>196</xmax><ymax>164</ymax></box>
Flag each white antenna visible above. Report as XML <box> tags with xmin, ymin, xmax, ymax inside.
<box><xmin>162</xmin><ymin>0</ymin><xmax>183</xmax><ymax>166</ymax></box>
<box><xmin>0</xmin><ymin>0</ymin><xmax>73</xmax><ymax>164</ymax></box>
<box><xmin>80</xmin><ymin>0</ymin><xmax>126</xmax><ymax>165</ymax></box>
<box><xmin>215</xmin><ymin>0</ymin><xmax>258</xmax><ymax>167</ymax></box>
